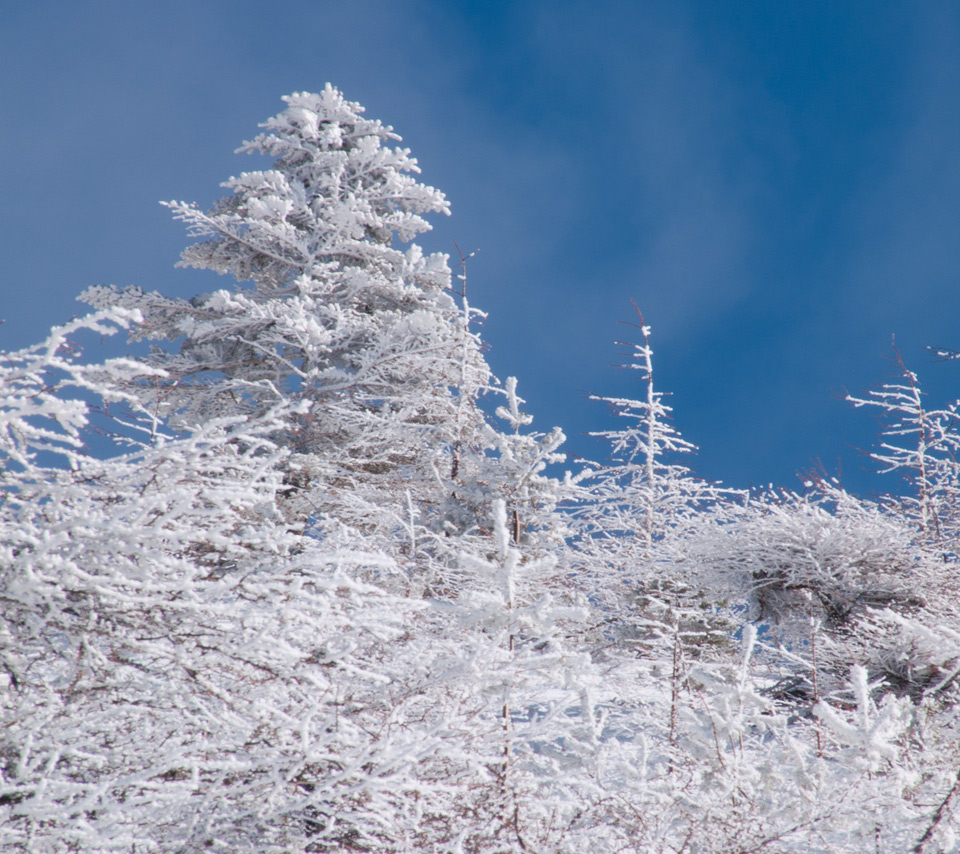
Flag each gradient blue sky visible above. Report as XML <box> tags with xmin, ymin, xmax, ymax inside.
<box><xmin>3</xmin><ymin>1</ymin><xmax>959</xmax><ymax>495</ymax></box>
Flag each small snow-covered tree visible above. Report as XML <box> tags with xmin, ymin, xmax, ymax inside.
<box><xmin>443</xmin><ymin>375</ymin><xmax>569</xmax><ymax>557</ymax></box>
<box><xmin>571</xmin><ymin>307</ymin><xmax>740</xmax><ymax>716</ymax></box>
<box><xmin>409</xmin><ymin>498</ymin><xmax>599</xmax><ymax>852</ymax></box>
<box><xmin>845</xmin><ymin>341</ymin><xmax>960</xmax><ymax>551</ymax></box>
<box><xmin>576</xmin><ymin>306</ymin><xmax>705</xmax><ymax>552</ymax></box>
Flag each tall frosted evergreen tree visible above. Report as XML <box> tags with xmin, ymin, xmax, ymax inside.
<box><xmin>83</xmin><ymin>86</ymin><xmax>498</xmax><ymax>538</ymax></box>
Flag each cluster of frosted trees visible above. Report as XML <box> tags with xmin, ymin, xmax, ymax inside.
<box><xmin>2</xmin><ymin>87</ymin><xmax>959</xmax><ymax>853</ymax></box>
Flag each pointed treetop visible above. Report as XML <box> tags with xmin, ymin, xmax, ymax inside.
<box><xmin>162</xmin><ymin>85</ymin><xmax>450</xmax><ymax>295</ymax></box>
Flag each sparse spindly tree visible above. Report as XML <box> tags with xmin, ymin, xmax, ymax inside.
<box><xmin>846</xmin><ymin>341</ymin><xmax>960</xmax><ymax>552</ymax></box>
<box><xmin>572</xmin><ymin>309</ymin><xmax>738</xmax><ymax>724</ymax></box>
<box><xmin>578</xmin><ymin>305</ymin><xmax>703</xmax><ymax>553</ymax></box>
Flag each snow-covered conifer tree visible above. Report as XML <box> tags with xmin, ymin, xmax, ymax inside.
<box><xmin>82</xmin><ymin>86</ymin><xmax>499</xmax><ymax>542</ymax></box>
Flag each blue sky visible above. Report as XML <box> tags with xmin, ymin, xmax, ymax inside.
<box><xmin>2</xmin><ymin>1</ymin><xmax>959</xmax><ymax>495</ymax></box>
